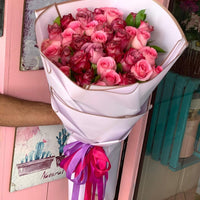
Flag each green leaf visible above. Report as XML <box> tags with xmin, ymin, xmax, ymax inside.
<box><xmin>150</xmin><ymin>45</ymin><xmax>166</xmax><ymax>53</ymax></box>
<box><xmin>93</xmin><ymin>75</ymin><xmax>101</xmax><ymax>83</ymax></box>
<box><xmin>68</xmin><ymin>46</ymin><xmax>74</xmax><ymax>55</ymax></box>
<box><xmin>135</xmin><ymin>9</ymin><xmax>146</xmax><ymax>28</ymax></box>
<box><xmin>91</xmin><ymin>63</ymin><xmax>97</xmax><ymax>70</ymax></box>
<box><xmin>54</xmin><ymin>16</ymin><xmax>61</xmax><ymax>26</ymax></box>
<box><xmin>117</xmin><ymin>63</ymin><xmax>123</xmax><ymax>73</ymax></box>
<box><xmin>125</xmin><ymin>13</ymin><xmax>135</xmax><ymax>27</ymax></box>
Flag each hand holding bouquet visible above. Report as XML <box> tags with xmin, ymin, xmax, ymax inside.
<box><xmin>41</xmin><ymin>7</ymin><xmax>164</xmax><ymax>88</ymax></box>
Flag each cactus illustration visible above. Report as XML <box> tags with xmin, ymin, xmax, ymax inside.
<box><xmin>28</xmin><ymin>151</ymin><xmax>35</xmax><ymax>162</ymax></box>
<box><xmin>56</xmin><ymin>128</ymin><xmax>70</xmax><ymax>156</ymax></box>
<box><xmin>41</xmin><ymin>151</ymin><xmax>46</xmax><ymax>159</ymax></box>
<box><xmin>20</xmin><ymin>140</ymin><xmax>52</xmax><ymax>165</ymax></box>
<box><xmin>34</xmin><ymin>141</ymin><xmax>44</xmax><ymax>160</ymax></box>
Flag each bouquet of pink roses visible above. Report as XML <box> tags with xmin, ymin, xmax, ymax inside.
<box><xmin>41</xmin><ymin>7</ymin><xmax>163</xmax><ymax>88</ymax></box>
<box><xmin>35</xmin><ymin>0</ymin><xmax>188</xmax><ymax>199</ymax></box>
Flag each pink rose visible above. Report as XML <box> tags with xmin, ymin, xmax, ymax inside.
<box><xmin>131</xmin><ymin>59</ymin><xmax>153</xmax><ymax>81</ymax></box>
<box><xmin>139</xmin><ymin>46</ymin><xmax>157</xmax><ymax>66</ymax></box>
<box><xmin>48</xmin><ymin>23</ymin><xmax>62</xmax><ymax>41</ymax></box>
<box><xmin>119</xmin><ymin>72</ymin><xmax>137</xmax><ymax>85</ymax></box>
<box><xmin>103</xmin><ymin>7</ymin><xmax>123</xmax><ymax>25</ymax></box>
<box><xmin>101</xmin><ymin>69</ymin><xmax>121</xmax><ymax>86</ymax></box>
<box><xmin>61</xmin><ymin>28</ymin><xmax>75</xmax><ymax>47</ymax></box>
<box><xmin>69</xmin><ymin>50</ymin><xmax>90</xmax><ymax>73</ymax></box>
<box><xmin>138</xmin><ymin>21</ymin><xmax>154</xmax><ymax>32</ymax></box>
<box><xmin>81</xmin><ymin>42</ymin><xmax>104</xmax><ymax>64</ymax></box>
<box><xmin>150</xmin><ymin>66</ymin><xmax>163</xmax><ymax>79</ymax></box>
<box><xmin>70</xmin><ymin>34</ymin><xmax>91</xmax><ymax>51</ymax></box>
<box><xmin>105</xmin><ymin>40</ymin><xmax>124</xmax><ymax>63</ymax></box>
<box><xmin>60</xmin><ymin>66</ymin><xmax>71</xmax><ymax>77</ymax></box>
<box><xmin>121</xmin><ymin>48</ymin><xmax>144</xmax><ymax>72</ymax></box>
<box><xmin>91</xmin><ymin>30</ymin><xmax>107</xmax><ymax>43</ymax></box>
<box><xmin>84</xmin><ymin>20</ymin><xmax>98</xmax><ymax>36</ymax></box>
<box><xmin>125</xmin><ymin>26</ymin><xmax>137</xmax><ymax>38</ymax></box>
<box><xmin>131</xmin><ymin>29</ymin><xmax>151</xmax><ymax>50</ymax></box>
<box><xmin>67</xmin><ymin>21</ymin><xmax>83</xmax><ymax>35</ymax></box>
<box><xmin>41</xmin><ymin>39</ymin><xmax>61</xmax><ymax>62</ymax></box>
<box><xmin>97</xmin><ymin>56</ymin><xmax>116</xmax><ymax>76</ymax></box>
<box><xmin>76</xmin><ymin>8</ymin><xmax>93</xmax><ymax>27</ymax></box>
<box><xmin>60</xmin><ymin>14</ymin><xmax>75</xmax><ymax>30</ymax></box>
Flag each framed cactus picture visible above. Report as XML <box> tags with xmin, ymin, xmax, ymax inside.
<box><xmin>10</xmin><ymin>125</ymin><xmax>70</xmax><ymax>192</ymax></box>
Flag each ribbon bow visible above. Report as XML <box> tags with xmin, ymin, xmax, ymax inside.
<box><xmin>60</xmin><ymin>141</ymin><xmax>111</xmax><ymax>200</ymax></box>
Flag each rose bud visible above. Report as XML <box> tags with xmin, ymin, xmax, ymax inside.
<box><xmin>129</xmin><ymin>12</ymin><xmax>137</xmax><ymax>21</ymax></box>
<box><xmin>48</xmin><ymin>23</ymin><xmax>62</xmax><ymax>41</ymax></box>
<box><xmin>60</xmin><ymin>14</ymin><xmax>75</xmax><ymax>30</ymax></box>
<box><xmin>69</xmin><ymin>50</ymin><xmax>90</xmax><ymax>73</ymax></box>
<box><xmin>150</xmin><ymin>66</ymin><xmax>163</xmax><ymax>80</ymax></box>
<box><xmin>121</xmin><ymin>48</ymin><xmax>144</xmax><ymax>72</ymax></box>
<box><xmin>76</xmin><ymin>8</ymin><xmax>93</xmax><ymax>28</ymax></box>
<box><xmin>131</xmin><ymin>59</ymin><xmax>153</xmax><ymax>81</ymax></box>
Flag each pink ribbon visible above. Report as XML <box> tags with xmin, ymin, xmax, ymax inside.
<box><xmin>60</xmin><ymin>141</ymin><xmax>111</xmax><ymax>200</ymax></box>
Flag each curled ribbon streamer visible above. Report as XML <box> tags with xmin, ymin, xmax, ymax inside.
<box><xmin>60</xmin><ymin>141</ymin><xmax>111</xmax><ymax>200</ymax></box>
<box><xmin>85</xmin><ymin>147</ymin><xmax>111</xmax><ymax>200</ymax></box>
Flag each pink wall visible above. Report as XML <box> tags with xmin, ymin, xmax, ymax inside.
<box><xmin>0</xmin><ymin>0</ymin><xmax>169</xmax><ymax>200</ymax></box>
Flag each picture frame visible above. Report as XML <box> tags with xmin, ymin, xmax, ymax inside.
<box><xmin>20</xmin><ymin>0</ymin><xmax>67</xmax><ymax>71</ymax></box>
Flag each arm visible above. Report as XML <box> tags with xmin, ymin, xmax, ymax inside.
<box><xmin>0</xmin><ymin>94</ymin><xmax>62</xmax><ymax>127</ymax></box>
